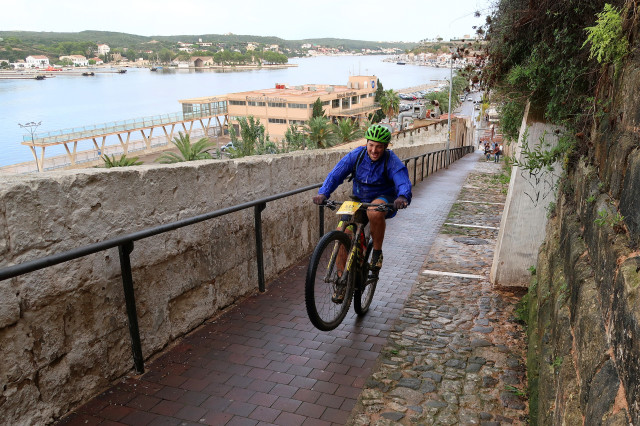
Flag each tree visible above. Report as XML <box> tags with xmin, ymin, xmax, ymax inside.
<box><xmin>158</xmin><ymin>48</ymin><xmax>175</xmax><ymax>64</ymax></box>
<box><xmin>102</xmin><ymin>154</ymin><xmax>143</xmax><ymax>168</ymax></box>
<box><xmin>379</xmin><ymin>89</ymin><xmax>400</xmax><ymax>119</ymax></box>
<box><xmin>283</xmin><ymin>124</ymin><xmax>309</xmax><ymax>151</ymax></box>
<box><xmin>227</xmin><ymin>116</ymin><xmax>276</xmax><ymax>158</ymax></box>
<box><xmin>370</xmin><ymin>79</ymin><xmax>386</xmax><ymax>123</ymax></box>
<box><xmin>155</xmin><ymin>132</ymin><xmax>214</xmax><ymax>163</ymax></box>
<box><xmin>312</xmin><ymin>98</ymin><xmax>325</xmax><ymax>118</ymax></box>
<box><xmin>331</xmin><ymin>119</ymin><xmax>364</xmax><ymax>144</ymax></box>
<box><xmin>177</xmin><ymin>52</ymin><xmax>191</xmax><ymax>61</ymax></box>
<box><xmin>304</xmin><ymin>117</ymin><xmax>336</xmax><ymax>149</ymax></box>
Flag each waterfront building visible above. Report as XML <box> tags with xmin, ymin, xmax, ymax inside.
<box><xmin>26</xmin><ymin>55</ymin><xmax>50</xmax><ymax>68</ymax></box>
<box><xmin>179</xmin><ymin>75</ymin><xmax>381</xmax><ymax>141</ymax></box>
<box><xmin>59</xmin><ymin>55</ymin><xmax>89</xmax><ymax>67</ymax></box>
<box><xmin>190</xmin><ymin>56</ymin><xmax>215</xmax><ymax>67</ymax></box>
<box><xmin>97</xmin><ymin>44</ymin><xmax>110</xmax><ymax>56</ymax></box>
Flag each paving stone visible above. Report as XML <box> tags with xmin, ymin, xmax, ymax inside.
<box><xmin>420</xmin><ymin>371</ymin><xmax>443</xmax><ymax>383</ymax></box>
<box><xmin>419</xmin><ymin>380</ymin><xmax>437</xmax><ymax>393</ymax></box>
<box><xmin>471</xmin><ymin>326</ymin><xmax>495</xmax><ymax>333</ymax></box>
<box><xmin>444</xmin><ymin>359</ymin><xmax>466</xmax><ymax>369</ymax></box>
<box><xmin>472</xmin><ymin>335</ymin><xmax>493</xmax><ymax>345</ymax></box>
<box><xmin>380</xmin><ymin>411</ymin><xmax>405</xmax><ymax>421</ymax></box>
<box><xmin>396</xmin><ymin>378</ymin><xmax>421</xmax><ymax>390</ymax></box>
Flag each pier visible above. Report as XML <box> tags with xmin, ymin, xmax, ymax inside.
<box><xmin>4</xmin><ymin>102</ymin><xmax>228</xmax><ymax>174</ymax></box>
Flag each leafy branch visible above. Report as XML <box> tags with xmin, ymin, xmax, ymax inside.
<box><xmin>583</xmin><ymin>3</ymin><xmax>629</xmax><ymax>68</ymax></box>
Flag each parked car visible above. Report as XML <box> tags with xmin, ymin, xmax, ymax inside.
<box><xmin>220</xmin><ymin>142</ymin><xmax>235</xmax><ymax>152</ymax></box>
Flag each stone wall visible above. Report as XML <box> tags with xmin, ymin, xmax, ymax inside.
<box><xmin>0</xmin><ymin>122</ymin><xmax>464</xmax><ymax>424</ymax></box>
<box><xmin>526</xmin><ymin>59</ymin><xmax>640</xmax><ymax>423</ymax></box>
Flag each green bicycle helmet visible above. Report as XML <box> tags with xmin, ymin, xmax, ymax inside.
<box><xmin>365</xmin><ymin>124</ymin><xmax>392</xmax><ymax>144</ymax></box>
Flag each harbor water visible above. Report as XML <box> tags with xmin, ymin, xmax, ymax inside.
<box><xmin>0</xmin><ymin>55</ymin><xmax>451</xmax><ymax>168</ymax></box>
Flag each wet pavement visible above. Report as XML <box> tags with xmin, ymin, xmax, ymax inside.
<box><xmin>57</xmin><ymin>151</ymin><xmax>527</xmax><ymax>426</ymax></box>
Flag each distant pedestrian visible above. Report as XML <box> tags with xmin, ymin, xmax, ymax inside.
<box><xmin>493</xmin><ymin>144</ymin><xmax>501</xmax><ymax>163</ymax></box>
<box><xmin>484</xmin><ymin>142</ymin><xmax>491</xmax><ymax>161</ymax></box>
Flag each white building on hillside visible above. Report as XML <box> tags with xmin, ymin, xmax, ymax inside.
<box><xmin>59</xmin><ymin>55</ymin><xmax>89</xmax><ymax>66</ymax></box>
<box><xmin>97</xmin><ymin>44</ymin><xmax>110</xmax><ymax>56</ymax></box>
<box><xmin>26</xmin><ymin>55</ymin><xmax>50</xmax><ymax>68</ymax></box>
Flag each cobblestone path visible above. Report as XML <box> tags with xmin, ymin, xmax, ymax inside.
<box><xmin>350</xmin><ymin>160</ymin><xmax>529</xmax><ymax>425</ymax></box>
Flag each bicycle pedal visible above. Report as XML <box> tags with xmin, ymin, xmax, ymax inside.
<box><xmin>331</xmin><ymin>291</ymin><xmax>345</xmax><ymax>304</ymax></box>
<box><xmin>367</xmin><ymin>268</ymin><xmax>380</xmax><ymax>281</ymax></box>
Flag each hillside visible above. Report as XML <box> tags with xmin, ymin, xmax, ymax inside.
<box><xmin>0</xmin><ymin>30</ymin><xmax>417</xmax><ymax>63</ymax></box>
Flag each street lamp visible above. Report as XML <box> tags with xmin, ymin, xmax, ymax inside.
<box><xmin>445</xmin><ymin>49</ymin><xmax>457</xmax><ymax>169</ymax></box>
<box><xmin>18</xmin><ymin>121</ymin><xmax>42</xmax><ymax>172</ymax></box>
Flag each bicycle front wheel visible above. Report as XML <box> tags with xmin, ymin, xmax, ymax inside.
<box><xmin>354</xmin><ymin>239</ymin><xmax>377</xmax><ymax>315</ymax></box>
<box><xmin>305</xmin><ymin>230</ymin><xmax>354</xmax><ymax>331</ymax></box>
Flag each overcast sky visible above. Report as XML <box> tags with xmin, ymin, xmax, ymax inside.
<box><xmin>2</xmin><ymin>0</ymin><xmax>493</xmax><ymax>42</ymax></box>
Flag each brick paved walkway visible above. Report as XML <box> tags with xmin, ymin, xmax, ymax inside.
<box><xmin>57</xmin><ymin>151</ymin><xmax>487</xmax><ymax>426</ymax></box>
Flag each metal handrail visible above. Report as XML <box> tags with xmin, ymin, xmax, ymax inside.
<box><xmin>0</xmin><ymin>145</ymin><xmax>474</xmax><ymax>373</ymax></box>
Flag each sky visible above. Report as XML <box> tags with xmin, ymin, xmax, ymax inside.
<box><xmin>1</xmin><ymin>0</ymin><xmax>493</xmax><ymax>42</ymax></box>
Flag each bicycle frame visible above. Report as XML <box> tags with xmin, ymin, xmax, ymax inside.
<box><xmin>322</xmin><ymin>200</ymin><xmax>393</xmax><ymax>282</ymax></box>
<box><xmin>323</xmin><ymin>221</ymin><xmax>365</xmax><ymax>284</ymax></box>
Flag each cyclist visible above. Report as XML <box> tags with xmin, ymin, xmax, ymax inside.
<box><xmin>312</xmin><ymin>124</ymin><xmax>412</xmax><ymax>276</ymax></box>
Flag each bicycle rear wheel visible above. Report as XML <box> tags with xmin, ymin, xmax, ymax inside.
<box><xmin>305</xmin><ymin>230</ymin><xmax>354</xmax><ymax>331</ymax></box>
<box><xmin>354</xmin><ymin>239</ymin><xmax>377</xmax><ymax>315</ymax></box>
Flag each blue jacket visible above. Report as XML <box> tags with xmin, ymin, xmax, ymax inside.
<box><xmin>318</xmin><ymin>146</ymin><xmax>412</xmax><ymax>204</ymax></box>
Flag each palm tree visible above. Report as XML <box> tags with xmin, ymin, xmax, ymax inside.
<box><xmin>304</xmin><ymin>117</ymin><xmax>336</xmax><ymax>149</ymax></box>
<box><xmin>155</xmin><ymin>132</ymin><xmax>214</xmax><ymax>163</ymax></box>
<box><xmin>331</xmin><ymin>118</ymin><xmax>364</xmax><ymax>144</ymax></box>
<box><xmin>379</xmin><ymin>89</ymin><xmax>400</xmax><ymax>119</ymax></box>
<box><xmin>102</xmin><ymin>154</ymin><xmax>143</xmax><ymax>168</ymax></box>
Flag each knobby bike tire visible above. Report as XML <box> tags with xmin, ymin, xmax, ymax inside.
<box><xmin>354</xmin><ymin>239</ymin><xmax>377</xmax><ymax>315</ymax></box>
<box><xmin>305</xmin><ymin>230</ymin><xmax>355</xmax><ymax>331</ymax></box>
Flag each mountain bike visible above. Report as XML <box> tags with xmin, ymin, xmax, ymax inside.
<box><xmin>305</xmin><ymin>200</ymin><xmax>395</xmax><ymax>331</ymax></box>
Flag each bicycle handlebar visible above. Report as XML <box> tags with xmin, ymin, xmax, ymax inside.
<box><xmin>321</xmin><ymin>200</ymin><xmax>397</xmax><ymax>212</ymax></box>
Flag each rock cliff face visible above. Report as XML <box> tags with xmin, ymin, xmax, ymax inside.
<box><xmin>527</xmin><ymin>56</ymin><xmax>640</xmax><ymax>424</ymax></box>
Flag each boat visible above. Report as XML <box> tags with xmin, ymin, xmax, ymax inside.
<box><xmin>81</xmin><ymin>72</ymin><xmax>95</xmax><ymax>76</ymax></box>
<box><xmin>397</xmin><ymin>61</ymin><xmax>406</xmax><ymax>65</ymax></box>
<box><xmin>118</xmin><ymin>69</ymin><xmax>127</xmax><ymax>74</ymax></box>
<box><xmin>34</xmin><ymin>75</ymin><xmax>46</xmax><ymax>80</ymax></box>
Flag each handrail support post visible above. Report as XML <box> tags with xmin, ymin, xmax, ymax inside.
<box><xmin>118</xmin><ymin>241</ymin><xmax>144</xmax><ymax>374</ymax></box>
<box><xmin>254</xmin><ymin>203</ymin><xmax>267</xmax><ymax>292</ymax></box>
<box><xmin>318</xmin><ymin>205</ymin><xmax>325</xmax><ymax>239</ymax></box>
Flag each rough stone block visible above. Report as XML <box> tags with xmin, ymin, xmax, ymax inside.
<box><xmin>584</xmin><ymin>360</ymin><xmax>621</xmax><ymax>423</ymax></box>
<box><xmin>620</xmin><ymin>148</ymin><xmax>640</xmax><ymax>245</ymax></box>
<box><xmin>611</xmin><ymin>256</ymin><xmax>640</xmax><ymax>420</ymax></box>
<box><xmin>0</xmin><ymin>281</ymin><xmax>20</xmax><ymax>328</ymax></box>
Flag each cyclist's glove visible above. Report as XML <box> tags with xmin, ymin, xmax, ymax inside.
<box><xmin>313</xmin><ymin>194</ymin><xmax>327</xmax><ymax>205</ymax></box>
<box><xmin>394</xmin><ymin>196</ymin><xmax>408</xmax><ymax>210</ymax></box>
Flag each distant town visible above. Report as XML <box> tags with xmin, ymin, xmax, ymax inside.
<box><xmin>0</xmin><ymin>30</ymin><xmax>484</xmax><ymax>70</ymax></box>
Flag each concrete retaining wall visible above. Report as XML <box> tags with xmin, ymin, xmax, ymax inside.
<box><xmin>490</xmin><ymin>104</ymin><xmax>560</xmax><ymax>287</ymax></box>
<box><xmin>0</xmin><ymin>122</ymin><xmax>464</xmax><ymax>424</ymax></box>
